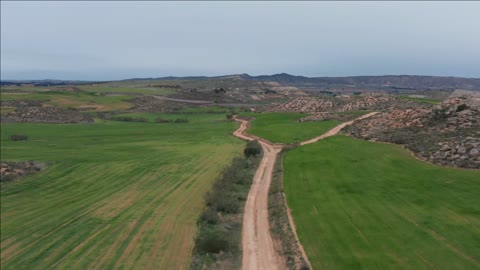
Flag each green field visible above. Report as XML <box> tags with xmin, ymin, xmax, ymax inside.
<box><xmin>398</xmin><ymin>95</ymin><xmax>441</xmax><ymax>104</ymax></box>
<box><xmin>0</xmin><ymin>91</ymin><xmax>132</xmax><ymax>112</ymax></box>
<box><xmin>0</xmin><ymin>84</ymin><xmax>175</xmax><ymax>96</ymax></box>
<box><xmin>179</xmin><ymin>106</ymin><xmax>236</xmax><ymax>114</ymax></box>
<box><xmin>1</xmin><ymin>114</ymin><xmax>243</xmax><ymax>269</ymax></box>
<box><xmin>240</xmin><ymin>113</ymin><xmax>340</xmax><ymax>144</ymax></box>
<box><xmin>283</xmin><ymin>136</ymin><xmax>480</xmax><ymax>269</ymax></box>
<box><xmin>112</xmin><ymin>111</ymin><xmax>232</xmax><ymax>123</ymax></box>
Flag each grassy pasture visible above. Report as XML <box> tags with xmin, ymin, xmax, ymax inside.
<box><xmin>398</xmin><ymin>95</ymin><xmax>441</xmax><ymax>104</ymax></box>
<box><xmin>0</xmin><ymin>107</ymin><xmax>16</xmax><ymax>115</ymax></box>
<box><xmin>179</xmin><ymin>106</ymin><xmax>236</xmax><ymax>114</ymax></box>
<box><xmin>0</xmin><ymin>91</ymin><xmax>132</xmax><ymax>112</ymax></box>
<box><xmin>111</xmin><ymin>112</ymin><xmax>227</xmax><ymax>123</ymax></box>
<box><xmin>240</xmin><ymin>112</ymin><xmax>340</xmax><ymax>144</ymax></box>
<box><xmin>283</xmin><ymin>136</ymin><xmax>480</xmax><ymax>270</ymax></box>
<box><xmin>1</xmin><ymin>114</ymin><xmax>243</xmax><ymax>269</ymax></box>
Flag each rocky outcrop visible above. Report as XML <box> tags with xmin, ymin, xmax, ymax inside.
<box><xmin>4</xmin><ymin>106</ymin><xmax>93</xmax><ymax>124</ymax></box>
<box><xmin>0</xmin><ymin>100</ymin><xmax>44</xmax><ymax>107</ymax></box>
<box><xmin>344</xmin><ymin>96</ymin><xmax>480</xmax><ymax>169</ymax></box>
<box><xmin>297</xmin><ymin>112</ymin><xmax>364</xmax><ymax>122</ymax></box>
<box><xmin>131</xmin><ymin>96</ymin><xmax>186</xmax><ymax>112</ymax></box>
<box><xmin>1</xmin><ymin>161</ymin><xmax>48</xmax><ymax>182</ymax></box>
<box><xmin>263</xmin><ymin>94</ymin><xmax>429</xmax><ymax>113</ymax></box>
<box><xmin>431</xmin><ymin>138</ymin><xmax>480</xmax><ymax>168</ymax></box>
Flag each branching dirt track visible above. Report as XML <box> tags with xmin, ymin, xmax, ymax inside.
<box><xmin>233</xmin><ymin>112</ymin><xmax>378</xmax><ymax>270</ymax></box>
<box><xmin>300</xmin><ymin>112</ymin><xmax>379</xmax><ymax>146</ymax></box>
<box><xmin>233</xmin><ymin>117</ymin><xmax>284</xmax><ymax>270</ymax></box>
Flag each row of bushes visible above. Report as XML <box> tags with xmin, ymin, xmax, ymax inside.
<box><xmin>155</xmin><ymin>118</ymin><xmax>189</xmax><ymax>123</ymax></box>
<box><xmin>268</xmin><ymin>150</ymin><xmax>310</xmax><ymax>270</ymax></box>
<box><xmin>109</xmin><ymin>116</ymin><xmax>189</xmax><ymax>123</ymax></box>
<box><xmin>190</xmin><ymin>142</ymin><xmax>262</xmax><ymax>269</ymax></box>
<box><xmin>110</xmin><ymin>116</ymin><xmax>148</xmax><ymax>122</ymax></box>
<box><xmin>10</xmin><ymin>134</ymin><xmax>28</xmax><ymax>141</ymax></box>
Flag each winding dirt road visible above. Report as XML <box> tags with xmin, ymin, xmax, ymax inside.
<box><xmin>234</xmin><ymin>117</ymin><xmax>284</xmax><ymax>270</ymax></box>
<box><xmin>232</xmin><ymin>112</ymin><xmax>377</xmax><ymax>270</ymax></box>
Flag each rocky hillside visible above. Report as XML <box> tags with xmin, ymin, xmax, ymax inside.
<box><xmin>263</xmin><ymin>94</ymin><xmax>430</xmax><ymax>113</ymax></box>
<box><xmin>247</xmin><ymin>73</ymin><xmax>480</xmax><ymax>91</ymax></box>
<box><xmin>344</xmin><ymin>95</ymin><xmax>480</xmax><ymax>169</ymax></box>
<box><xmin>2</xmin><ymin>103</ymin><xmax>93</xmax><ymax>124</ymax></box>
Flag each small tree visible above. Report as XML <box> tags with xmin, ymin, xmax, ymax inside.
<box><xmin>244</xmin><ymin>140</ymin><xmax>262</xmax><ymax>157</ymax></box>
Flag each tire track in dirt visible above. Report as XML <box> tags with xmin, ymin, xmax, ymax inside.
<box><xmin>233</xmin><ymin>112</ymin><xmax>378</xmax><ymax>270</ymax></box>
<box><xmin>233</xmin><ymin>116</ymin><xmax>284</xmax><ymax>270</ymax></box>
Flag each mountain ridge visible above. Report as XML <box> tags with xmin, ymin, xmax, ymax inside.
<box><xmin>2</xmin><ymin>73</ymin><xmax>480</xmax><ymax>90</ymax></box>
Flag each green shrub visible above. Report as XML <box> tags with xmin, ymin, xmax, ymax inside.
<box><xmin>197</xmin><ymin>231</ymin><xmax>230</xmax><ymax>254</ymax></box>
<box><xmin>174</xmin><ymin>118</ymin><xmax>189</xmax><ymax>123</ymax></box>
<box><xmin>155</xmin><ymin>118</ymin><xmax>170</xmax><ymax>123</ymax></box>
<box><xmin>10</xmin><ymin>134</ymin><xmax>28</xmax><ymax>141</ymax></box>
<box><xmin>199</xmin><ymin>209</ymin><xmax>220</xmax><ymax>225</ymax></box>
<box><xmin>111</xmin><ymin>116</ymin><xmax>148</xmax><ymax>122</ymax></box>
<box><xmin>214</xmin><ymin>194</ymin><xmax>240</xmax><ymax>214</ymax></box>
<box><xmin>244</xmin><ymin>140</ymin><xmax>262</xmax><ymax>157</ymax></box>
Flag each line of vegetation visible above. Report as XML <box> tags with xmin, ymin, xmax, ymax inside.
<box><xmin>110</xmin><ymin>116</ymin><xmax>148</xmax><ymax>122</ymax></box>
<box><xmin>10</xmin><ymin>134</ymin><xmax>28</xmax><ymax>141</ymax></box>
<box><xmin>398</xmin><ymin>95</ymin><xmax>441</xmax><ymax>104</ymax></box>
<box><xmin>155</xmin><ymin>117</ymin><xmax>189</xmax><ymax>123</ymax></box>
<box><xmin>108</xmin><ymin>115</ymin><xmax>190</xmax><ymax>123</ymax></box>
<box><xmin>269</xmin><ymin>147</ymin><xmax>310</xmax><ymax>270</ymax></box>
<box><xmin>190</xmin><ymin>141</ymin><xmax>262</xmax><ymax>269</ymax></box>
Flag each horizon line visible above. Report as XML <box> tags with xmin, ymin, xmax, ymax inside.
<box><xmin>2</xmin><ymin>72</ymin><xmax>480</xmax><ymax>82</ymax></box>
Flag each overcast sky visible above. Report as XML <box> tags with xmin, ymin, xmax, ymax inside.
<box><xmin>1</xmin><ymin>1</ymin><xmax>479</xmax><ymax>80</ymax></box>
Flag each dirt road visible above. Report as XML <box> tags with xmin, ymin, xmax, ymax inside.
<box><xmin>233</xmin><ymin>112</ymin><xmax>378</xmax><ymax>270</ymax></box>
<box><xmin>234</xmin><ymin>117</ymin><xmax>284</xmax><ymax>270</ymax></box>
<box><xmin>300</xmin><ymin>112</ymin><xmax>379</xmax><ymax>146</ymax></box>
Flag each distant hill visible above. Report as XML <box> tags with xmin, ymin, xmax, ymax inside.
<box><xmin>2</xmin><ymin>74</ymin><xmax>479</xmax><ymax>91</ymax></box>
<box><xmin>0</xmin><ymin>79</ymin><xmax>99</xmax><ymax>87</ymax></box>
<box><xmin>149</xmin><ymin>73</ymin><xmax>480</xmax><ymax>91</ymax></box>
<box><xmin>244</xmin><ymin>73</ymin><xmax>480</xmax><ymax>91</ymax></box>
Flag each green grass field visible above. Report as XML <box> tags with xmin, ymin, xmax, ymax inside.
<box><xmin>283</xmin><ymin>136</ymin><xmax>480</xmax><ymax>270</ymax></box>
<box><xmin>179</xmin><ymin>106</ymin><xmax>236</xmax><ymax>114</ymax></box>
<box><xmin>0</xmin><ymin>91</ymin><xmax>132</xmax><ymax>112</ymax></box>
<box><xmin>398</xmin><ymin>95</ymin><xmax>441</xmax><ymax>104</ymax></box>
<box><xmin>1</xmin><ymin>114</ymin><xmax>243</xmax><ymax>269</ymax></box>
<box><xmin>112</xmin><ymin>111</ymin><xmax>231</xmax><ymax>123</ymax></box>
<box><xmin>240</xmin><ymin>113</ymin><xmax>340</xmax><ymax>144</ymax></box>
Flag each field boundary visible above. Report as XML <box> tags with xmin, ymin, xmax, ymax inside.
<box><xmin>189</xmin><ymin>148</ymin><xmax>262</xmax><ymax>269</ymax></box>
<box><xmin>346</xmin><ymin>135</ymin><xmax>480</xmax><ymax>171</ymax></box>
<box><xmin>268</xmin><ymin>149</ymin><xmax>312</xmax><ymax>269</ymax></box>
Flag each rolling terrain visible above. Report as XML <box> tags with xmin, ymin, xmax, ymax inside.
<box><xmin>4</xmin><ymin>73</ymin><xmax>480</xmax><ymax>91</ymax></box>
<box><xmin>1</xmin><ymin>75</ymin><xmax>479</xmax><ymax>270</ymax></box>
